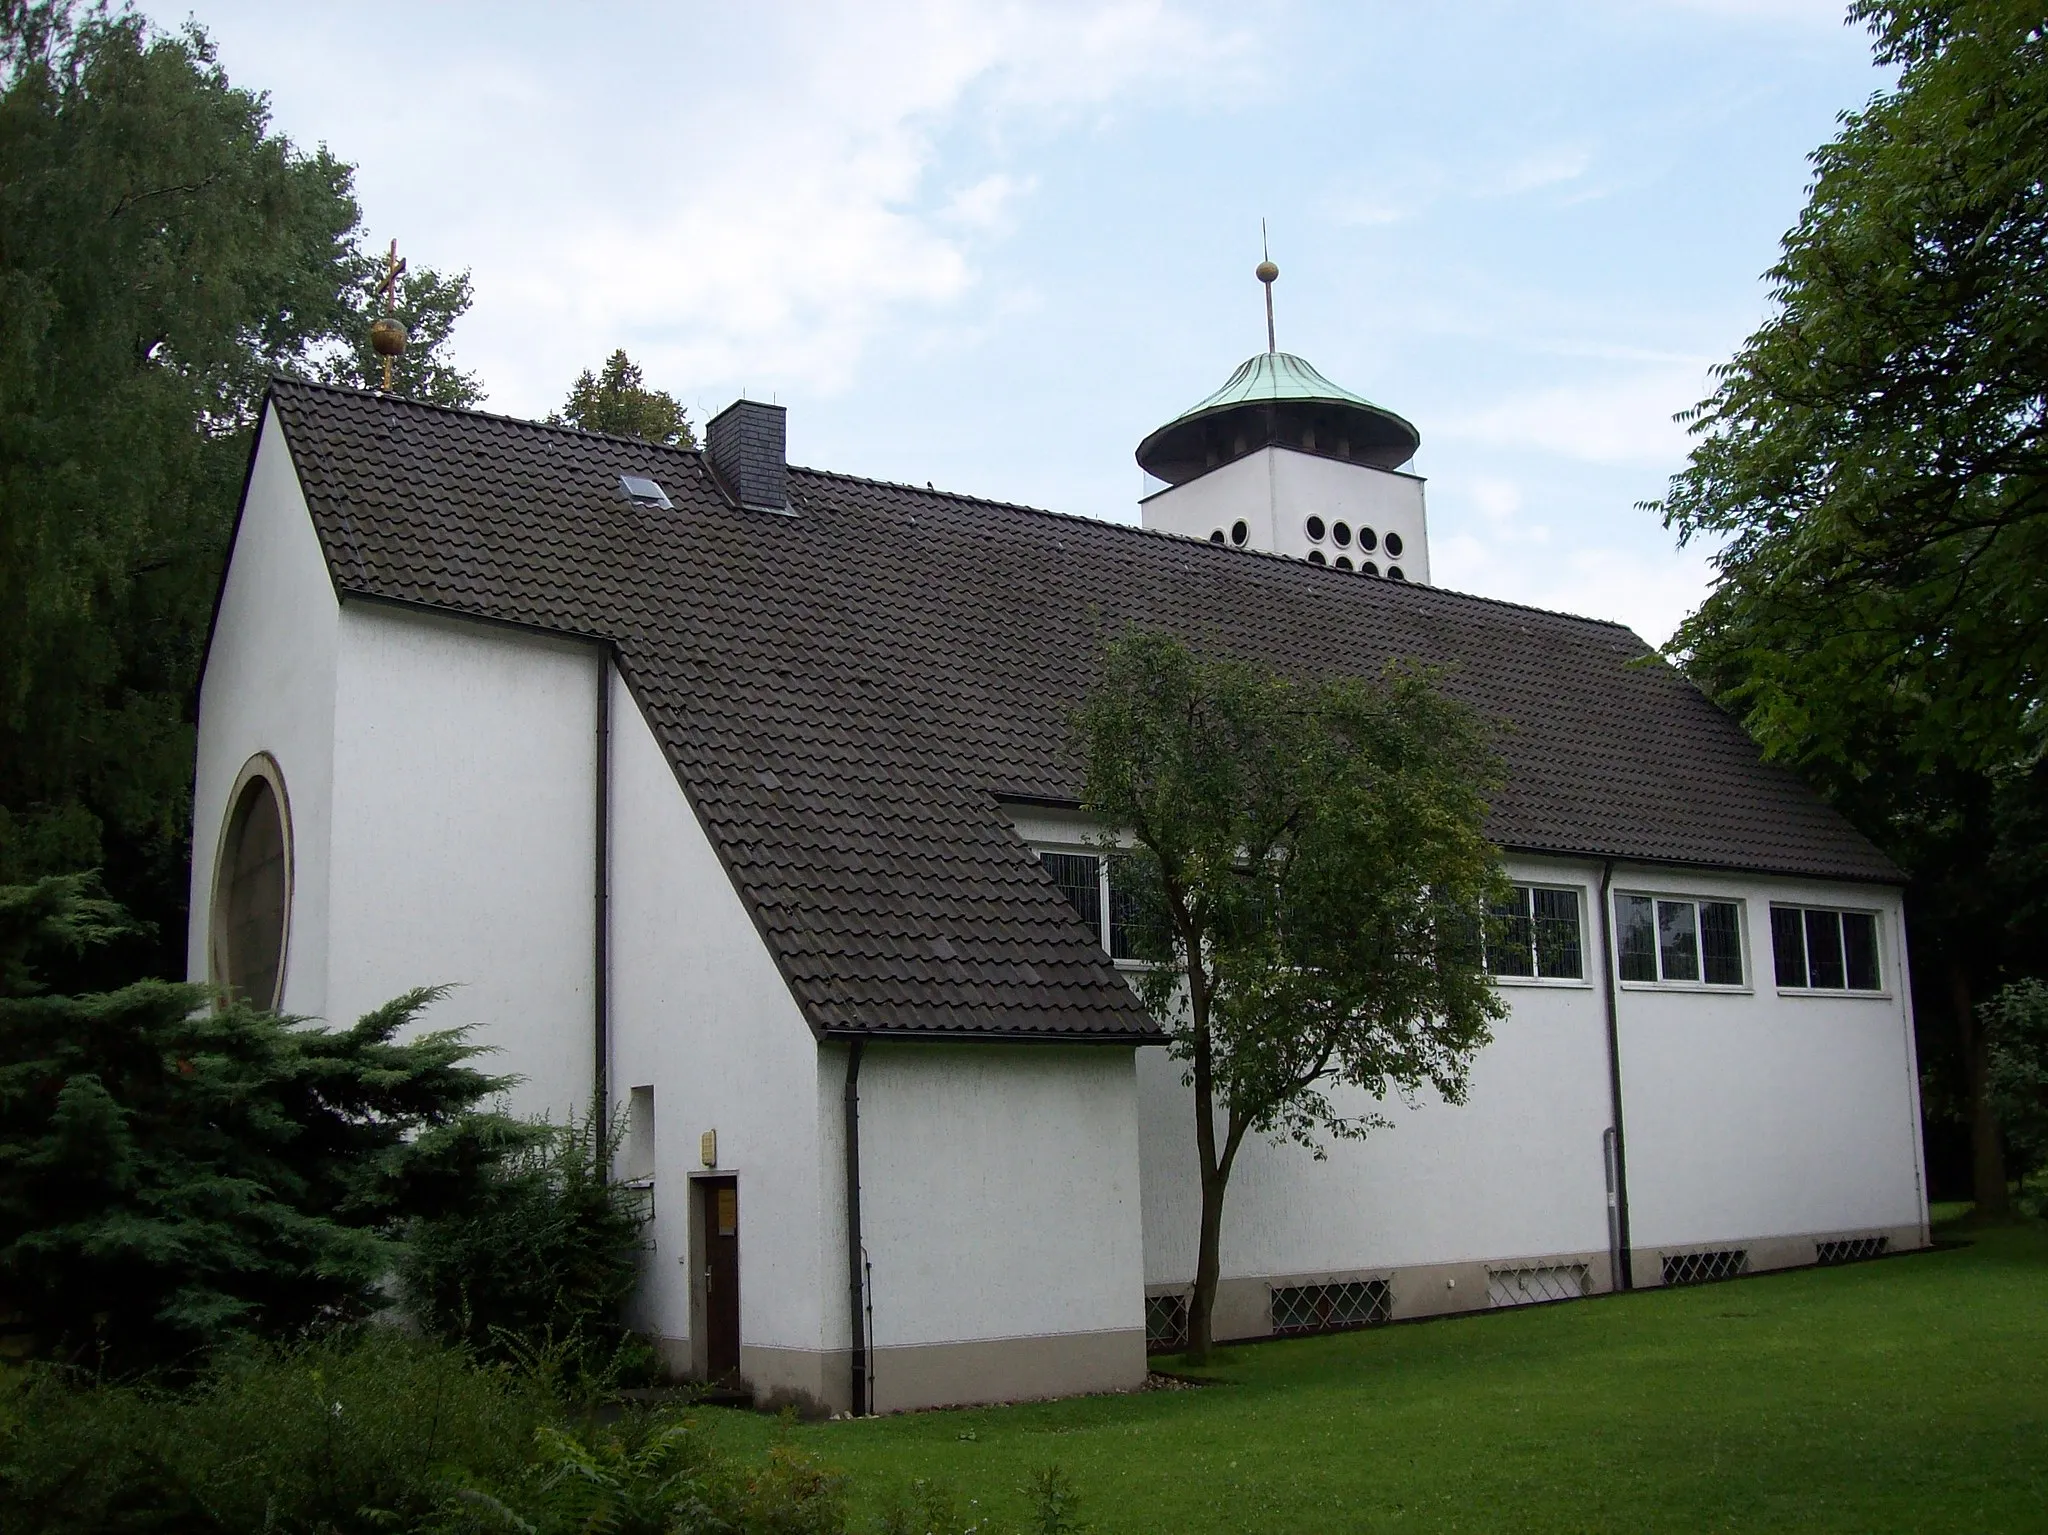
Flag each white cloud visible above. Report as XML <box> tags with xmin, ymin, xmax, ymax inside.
<box><xmin>1436</xmin><ymin>367</ymin><xmax>1710</xmax><ymax>465</ymax></box>
<box><xmin>1433</xmin><ymin>534</ymin><xmax>1716</xmax><ymax>647</ymax></box>
<box><xmin>1484</xmin><ymin>145</ymin><xmax>1593</xmax><ymax>198</ymax></box>
<box><xmin>167</xmin><ymin>0</ymin><xmax>1252</xmax><ymax>412</ymax></box>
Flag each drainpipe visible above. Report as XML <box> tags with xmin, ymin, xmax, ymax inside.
<box><xmin>593</xmin><ymin>650</ymin><xmax>612</xmax><ymax>1118</ymax></box>
<box><xmin>1597</xmin><ymin>860</ymin><xmax>1634</xmax><ymax>1290</ymax></box>
<box><xmin>844</xmin><ymin>1039</ymin><xmax>868</xmax><ymax>1415</ymax></box>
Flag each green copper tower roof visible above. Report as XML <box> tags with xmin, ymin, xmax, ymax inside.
<box><xmin>1136</xmin><ymin>350</ymin><xmax>1421</xmax><ymax>486</ymax></box>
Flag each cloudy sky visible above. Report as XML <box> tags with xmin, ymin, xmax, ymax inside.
<box><xmin>149</xmin><ymin>1</ymin><xmax>1891</xmax><ymax>643</ymax></box>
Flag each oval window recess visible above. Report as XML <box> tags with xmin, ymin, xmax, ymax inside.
<box><xmin>1334</xmin><ymin>555</ymin><xmax>1353</xmax><ymax>570</ymax></box>
<box><xmin>1385</xmin><ymin>531</ymin><xmax>1405</xmax><ymax>557</ymax></box>
<box><xmin>1209</xmin><ymin>530</ymin><xmax>1226</xmax><ymax>544</ymax></box>
<box><xmin>1230</xmin><ymin>520</ymin><xmax>1249</xmax><ymax>546</ymax></box>
<box><xmin>1305</xmin><ymin>515</ymin><xmax>1326</xmax><ymax>542</ymax></box>
<box><xmin>1307</xmin><ymin>549</ymin><xmax>1327</xmax><ymax>566</ymax></box>
<box><xmin>210</xmin><ymin>754</ymin><xmax>293</xmax><ymax>1011</ymax></box>
<box><xmin>1361</xmin><ymin>560</ymin><xmax>1380</xmax><ymax>577</ymax></box>
<box><xmin>1359</xmin><ymin>527</ymin><xmax>1378</xmax><ymax>552</ymax></box>
<box><xmin>1388</xmin><ymin>565</ymin><xmax>1406</xmax><ymax>581</ymax></box>
<box><xmin>1332</xmin><ymin>521</ymin><xmax>1352</xmax><ymax>547</ymax></box>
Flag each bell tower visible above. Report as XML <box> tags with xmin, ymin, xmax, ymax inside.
<box><xmin>1136</xmin><ymin>257</ymin><xmax>1430</xmax><ymax>583</ymax></box>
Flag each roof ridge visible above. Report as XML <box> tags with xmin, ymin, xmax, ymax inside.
<box><xmin>267</xmin><ymin>374</ymin><xmax>710</xmax><ymax>463</ymax></box>
<box><xmin>789</xmin><ymin>461</ymin><xmax>1647</xmax><ymax>641</ymax></box>
<box><xmin>270</xmin><ymin>376</ymin><xmax>1643</xmax><ymax>643</ymax></box>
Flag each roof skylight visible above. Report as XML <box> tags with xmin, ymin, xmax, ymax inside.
<box><xmin>619</xmin><ymin>473</ymin><xmax>672</xmax><ymax>509</ymax></box>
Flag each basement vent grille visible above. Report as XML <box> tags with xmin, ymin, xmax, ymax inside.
<box><xmin>619</xmin><ymin>474</ymin><xmax>672</xmax><ymax>509</ymax></box>
<box><xmin>1270</xmin><ymin>1278</ymin><xmax>1391</xmax><ymax>1336</ymax></box>
<box><xmin>1816</xmin><ymin>1235</ymin><xmax>1888</xmax><ymax>1265</ymax></box>
<box><xmin>1661</xmin><ymin>1249</ymin><xmax>1749</xmax><ymax>1287</ymax></box>
<box><xmin>1487</xmin><ymin>1264</ymin><xmax>1591</xmax><ymax>1308</ymax></box>
<box><xmin>1145</xmin><ymin>1293</ymin><xmax>1189</xmax><ymax>1353</ymax></box>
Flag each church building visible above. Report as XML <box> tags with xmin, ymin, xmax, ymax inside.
<box><xmin>189</xmin><ymin>298</ymin><xmax>1929</xmax><ymax>1414</ymax></box>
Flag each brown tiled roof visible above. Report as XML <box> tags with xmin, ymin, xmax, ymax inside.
<box><xmin>263</xmin><ymin>380</ymin><xmax>1898</xmax><ymax>1042</ymax></box>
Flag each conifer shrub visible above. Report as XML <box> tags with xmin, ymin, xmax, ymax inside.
<box><xmin>0</xmin><ymin>876</ymin><xmax>534</xmax><ymax>1375</ymax></box>
<box><xmin>401</xmin><ymin>1107</ymin><xmax>649</xmax><ymax>1374</ymax></box>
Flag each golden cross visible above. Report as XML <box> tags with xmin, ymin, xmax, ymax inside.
<box><xmin>377</xmin><ymin>239</ymin><xmax>408</xmax><ymax>390</ymax></box>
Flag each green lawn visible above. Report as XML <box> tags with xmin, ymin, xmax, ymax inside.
<box><xmin>700</xmin><ymin>1216</ymin><xmax>2048</xmax><ymax>1533</ymax></box>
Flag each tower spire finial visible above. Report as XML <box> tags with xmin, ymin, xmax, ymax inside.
<box><xmin>1255</xmin><ymin>219</ymin><xmax>1278</xmax><ymax>353</ymax></box>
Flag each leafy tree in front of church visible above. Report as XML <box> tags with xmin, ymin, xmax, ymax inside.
<box><xmin>1072</xmin><ymin>630</ymin><xmax>1507</xmax><ymax>1360</ymax></box>
<box><xmin>0</xmin><ymin>2</ymin><xmax>480</xmax><ymax>980</ymax></box>
<box><xmin>1657</xmin><ymin>0</ymin><xmax>2048</xmax><ymax>1214</ymax></box>
<box><xmin>551</xmin><ymin>349</ymin><xmax>696</xmax><ymax>445</ymax></box>
<box><xmin>0</xmin><ymin>874</ymin><xmax>535</xmax><ymax>1375</ymax></box>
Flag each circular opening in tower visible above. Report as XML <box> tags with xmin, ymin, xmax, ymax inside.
<box><xmin>209</xmin><ymin>756</ymin><xmax>292</xmax><ymax>1009</ymax></box>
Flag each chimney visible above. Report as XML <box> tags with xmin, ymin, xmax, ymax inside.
<box><xmin>706</xmin><ymin>398</ymin><xmax>788</xmax><ymax>513</ymax></box>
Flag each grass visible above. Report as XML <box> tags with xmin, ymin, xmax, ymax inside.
<box><xmin>699</xmin><ymin>1213</ymin><xmax>2048</xmax><ymax>1533</ymax></box>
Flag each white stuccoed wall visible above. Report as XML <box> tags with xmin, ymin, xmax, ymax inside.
<box><xmin>324</xmin><ymin>603</ymin><xmax>598</xmax><ymax>1124</ymax></box>
<box><xmin>1140</xmin><ymin>446</ymin><xmax>1431</xmax><ymax>583</ymax></box>
<box><xmin>1139</xmin><ymin>855</ymin><xmax>1614</xmax><ymax>1287</ymax></box>
<box><xmin>1614</xmin><ymin>864</ymin><xmax>1926</xmax><ymax>1253</ymax></box>
<box><xmin>856</xmin><ymin>1043</ymin><xmax>1145</xmax><ymax>1347</ymax></box>
<box><xmin>189</xmin><ymin>406</ymin><xmax>341</xmax><ymax>1017</ymax></box>
<box><xmin>606</xmin><ymin>676</ymin><xmax>825</xmax><ymax>1363</ymax></box>
<box><xmin>1137</xmin><ymin>853</ymin><xmax>1927</xmax><ymax>1309</ymax></box>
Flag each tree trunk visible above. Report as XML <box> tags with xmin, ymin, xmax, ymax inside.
<box><xmin>1186</xmin><ymin>1012</ymin><xmax>1223</xmax><ymax>1362</ymax></box>
<box><xmin>1950</xmin><ymin>957</ymin><xmax>2009</xmax><ymax>1217</ymax></box>
<box><xmin>1188</xmin><ymin>1161</ymin><xmax>1226</xmax><ymax>1362</ymax></box>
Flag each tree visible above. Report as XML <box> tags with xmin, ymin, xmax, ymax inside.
<box><xmin>0</xmin><ymin>3</ymin><xmax>480</xmax><ymax>980</ymax></box>
<box><xmin>0</xmin><ymin>874</ymin><xmax>533</xmax><ymax>1374</ymax></box>
<box><xmin>1071</xmin><ymin>631</ymin><xmax>1507</xmax><ymax>1358</ymax></box>
<box><xmin>1658</xmin><ymin>0</ymin><xmax>2048</xmax><ymax>1213</ymax></box>
<box><xmin>1984</xmin><ymin>979</ymin><xmax>2048</xmax><ymax>1213</ymax></box>
<box><xmin>550</xmin><ymin>350</ymin><xmax>694</xmax><ymax>445</ymax></box>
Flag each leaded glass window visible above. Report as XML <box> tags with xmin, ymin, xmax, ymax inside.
<box><xmin>1769</xmin><ymin>905</ymin><xmax>1883</xmax><ymax>992</ymax></box>
<box><xmin>1616</xmin><ymin>893</ymin><xmax>1745</xmax><ymax>987</ymax></box>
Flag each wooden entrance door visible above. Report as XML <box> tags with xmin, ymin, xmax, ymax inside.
<box><xmin>700</xmin><ymin>1177</ymin><xmax>740</xmax><ymax>1381</ymax></box>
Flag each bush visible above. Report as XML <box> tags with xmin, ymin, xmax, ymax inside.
<box><xmin>0</xmin><ymin>875</ymin><xmax>536</xmax><ymax>1374</ymax></box>
<box><xmin>402</xmin><ymin>1107</ymin><xmax>648</xmax><ymax>1372</ymax></box>
<box><xmin>0</xmin><ymin>1330</ymin><xmax>549</xmax><ymax>1534</ymax></box>
<box><xmin>1985</xmin><ymin>978</ymin><xmax>2048</xmax><ymax>1213</ymax></box>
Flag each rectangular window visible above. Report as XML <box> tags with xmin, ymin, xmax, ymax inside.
<box><xmin>1042</xmin><ymin>851</ymin><xmax>1102</xmax><ymax>937</ymax></box>
<box><xmin>1769</xmin><ymin>905</ymin><xmax>1883</xmax><ymax>992</ymax></box>
<box><xmin>1106</xmin><ymin>853</ymin><xmax>1141</xmax><ymax>962</ymax></box>
<box><xmin>1618</xmin><ymin>894</ymin><xmax>1657</xmax><ymax>982</ymax></box>
<box><xmin>1616</xmin><ymin>893</ymin><xmax>1745</xmax><ymax>987</ymax></box>
<box><xmin>1805</xmin><ymin>908</ymin><xmax>1845</xmax><ymax>988</ymax></box>
<box><xmin>1533</xmin><ymin>888</ymin><xmax>1585</xmax><ymax>980</ymax></box>
<box><xmin>1039</xmin><ymin>847</ymin><xmax>1144</xmax><ymax>962</ymax></box>
<box><xmin>1486</xmin><ymin>884</ymin><xmax>1583</xmax><ymax>980</ymax></box>
<box><xmin>1843</xmin><ymin>912</ymin><xmax>1880</xmax><ymax>991</ymax></box>
<box><xmin>1701</xmin><ymin>902</ymin><xmax>1743</xmax><ymax>986</ymax></box>
<box><xmin>1771</xmin><ymin>906</ymin><xmax>1807</xmax><ymax>988</ymax></box>
<box><xmin>1657</xmin><ymin>899</ymin><xmax>1699</xmax><ymax>981</ymax></box>
<box><xmin>1487</xmin><ymin>888</ymin><xmax>1536</xmax><ymax>977</ymax></box>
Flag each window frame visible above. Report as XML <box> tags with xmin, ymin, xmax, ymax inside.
<box><xmin>1611</xmin><ymin>889</ymin><xmax>1751</xmax><ymax>993</ymax></box>
<box><xmin>1768</xmin><ymin>902</ymin><xmax>1890</xmax><ymax>997</ymax></box>
<box><xmin>1484</xmin><ymin>882</ymin><xmax>1592</xmax><ymax>987</ymax></box>
<box><xmin>208</xmin><ymin>751</ymin><xmax>295</xmax><ymax>1011</ymax></box>
<box><xmin>1032</xmin><ymin>842</ymin><xmax>1148</xmax><ymax>968</ymax></box>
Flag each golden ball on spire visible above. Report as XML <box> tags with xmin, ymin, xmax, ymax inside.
<box><xmin>1256</xmin><ymin>259</ymin><xmax>1279</xmax><ymax>284</ymax></box>
<box><xmin>369</xmin><ymin>316</ymin><xmax>409</xmax><ymax>357</ymax></box>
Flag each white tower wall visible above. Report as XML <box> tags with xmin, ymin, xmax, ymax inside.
<box><xmin>1139</xmin><ymin>445</ymin><xmax>1431</xmax><ymax>583</ymax></box>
